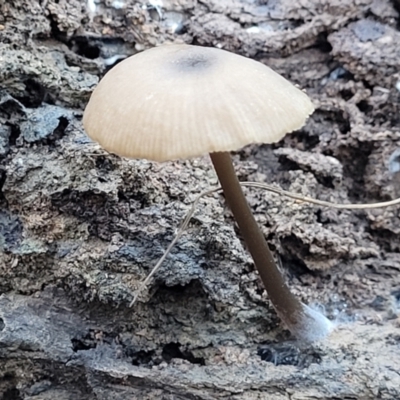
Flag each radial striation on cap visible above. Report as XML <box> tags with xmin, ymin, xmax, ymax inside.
<box><xmin>83</xmin><ymin>44</ymin><xmax>314</xmax><ymax>162</ymax></box>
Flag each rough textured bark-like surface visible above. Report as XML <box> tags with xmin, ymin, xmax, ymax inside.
<box><xmin>1</xmin><ymin>0</ymin><xmax>400</xmax><ymax>399</ymax></box>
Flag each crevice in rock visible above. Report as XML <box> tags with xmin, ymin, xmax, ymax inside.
<box><xmin>48</xmin><ymin>13</ymin><xmax>68</xmax><ymax>43</ymax></box>
<box><xmin>314</xmin><ymin>32</ymin><xmax>333</xmax><ymax>53</ymax></box>
<box><xmin>336</xmin><ymin>142</ymin><xmax>374</xmax><ymax>201</ymax></box>
<box><xmin>162</xmin><ymin>342</ymin><xmax>205</xmax><ymax>365</ymax></box>
<box><xmin>356</xmin><ymin>99</ymin><xmax>372</xmax><ymax>113</ymax></box>
<box><xmin>280</xmin><ymin>236</ymin><xmax>312</xmax><ymax>274</ymax></box>
<box><xmin>257</xmin><ymin>341</ymin><xmax>322</xmax><ymax>367</ymax></box>
<box><xmin>71</xmin><ymin>331</ymin><xmax>100</xmax><ymax>352</ymax></box>
<box><xmin>14</xmin><ymin>79</ymin><xmax>47</xmax><ymax>108</ymax></box>
<box><xmin>69</xmin><ymin>36</ymin><xmax>101</xmax><ymax>60</ymax></box>
<box><xmin>0</xmin><ymin>387</ymin><xmax>22</xmax><ymax>400</ymax></box>
<box><xmin>129</xmin><ymin>349</ymin><xmax>156</xmax><ymax>366</ymax></box>
<box><xmin>53</xmin><ymin>116</ymin><xmax>69</xmax><ymax>139</ymax></box>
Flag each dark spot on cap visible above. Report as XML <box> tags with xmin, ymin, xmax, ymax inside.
<box><xmin>171</xmin><ymin>49</ymin><xmax>215</xmax><ymax>73</ymax></box>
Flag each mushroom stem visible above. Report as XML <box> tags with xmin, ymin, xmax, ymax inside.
<box><xmin>210</xmin><ymin>151</ymin><xmax>332</xmax><ymax>341</ymax></box>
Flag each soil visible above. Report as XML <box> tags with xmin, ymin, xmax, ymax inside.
<box><xmin>1</xmin><ymin>0</ymin><xmax>400</xmax><ymax>399</ymax></box>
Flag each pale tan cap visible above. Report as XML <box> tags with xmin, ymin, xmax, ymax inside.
<box><xmin>83</xmin><ymin>44</ymin><xmax>314</xmax><ymax>162</ymax></box>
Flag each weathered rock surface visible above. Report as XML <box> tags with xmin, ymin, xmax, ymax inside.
<box><xmin>0</xmin><ymin>0</ymin><xmax>400</xmax><ymax>398</ymax></box>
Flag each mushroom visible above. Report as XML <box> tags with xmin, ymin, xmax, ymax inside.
<box><xmin>83</xmin><ymin>44</ymin><xmax>333</xmax><ymax>342</ymax></box>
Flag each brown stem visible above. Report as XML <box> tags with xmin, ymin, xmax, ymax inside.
<box><xmin>210</xmin><ymin>151</ymin><xmax>308</xmax><ymax>330</ymax></box>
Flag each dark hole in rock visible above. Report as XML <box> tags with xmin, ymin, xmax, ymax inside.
<box><xmin>1</xmin><ymin>388</ymin><xmax>22</xmax><ymax>400</ymax></box>
<box><xmin>162</xmin><ymin>342</ymin><xmax>205</xmax><ymax>365</ymax></box>
<box><xmin>279</xmin><ymin>239</ymin><xmax>313</xmax><ymax>275</ymax></box>
<box><xmin>157</xmin><ymin>283</ymin><xmax>188</xmax><ymax>294</ymax></box>
<box><xmin>8</xmin><ymin>125</ymin><xmax>21</xmax><ymax>147</ymax></box>
<box><xmin>336</xmin><ymin>142</ymin><xmax>374</xmax><ymax>201</ymax></box>
<box><xmin>356</xmin><ymin>100</ymin><xmax>372</xmax><ymax>113</ymax></box>
<box><xmin>314</xmin><ymin>32</ymin><xmax>332</xmax><ymax>53</ymax></box>
<box><xmin>315</xmin><ymin>175</ymin><xmax>335</xmax><ymax>189</ymax></box>
<box><xmin>95</xmin><ymin>155</ymin><xmax>116</xmax><ymax>172</ymax></box>
<box><xmin>289</xmin><ymin>18</ymin><xmax>305</xmax><ymax>29</ymax></box>
<box><xmin>393</xmin><ymin>1</ymin><xmax>400</xmax><ymax>29</ymax></box>
<box><xmin>359</xmin><ymin>80</ymin><xmax>373</xmax><ymax>93</ymax></box>
<box><xmin>128</xmin><ymin>349</ymin><xmax>156</xmax><ymax>366</ymax></box>
<box><xmin>257</xmin><ymin>341</ymin><xmax>321</xmax><ymax>367</ymax></box>
<box><xmin>292</xmin><ymin>130</ymin><xmax>321</xmax><ymax>151</ymax></box>
<box><xmin>394</xmin><ymin>0</ymin><xmax>400</xmax><ymax>13</ymax></box>
<box><xmin>71</xmin><ymin>332</ymin><xmax>98</xmax><ymax>352</ymax></box>
<box><xmin>0</xmin><ymin>318</ymin><xmax>4</xmax><ymax>331</ymax></box>
<box><xmin>117</xmin><ymin>190</ymin><xmax>128</xmax><ymax>202</ymax></box>
<box><xmin>340</xmin><ymin>89</ymin><xmax>354</xmax><ymax>101</ymax></box>
<box><xmin>69</xmin><ymin>37</ymin><xmax>101</xmax><ymax>59</ymax></box>
<box><xmin>71</xmin><ymin>338</ymin><xmax>96</xmax><ymax>352</ymax></box>
<box><xmin>50</xmin><ymin>116</ymin><xmax>69</xmax><ymax>141</ymax></box>
<box><xmin>49</xmin><ymin>14</ymin><xmax>67</xmax><ymax>42</ymax></box>
<box><xmin>15</xmin><ymin>79</ymin><xmax>47</xmax><ymax>108</ymax></box>
<box><xmin>276</xmin><ymin>155</ymin><xmax>299</xmax><ymax>172</ymax></box>
<box><xmin>2</xmin><ymin>372</ymin><xmax>15</xmax><ymax>381</ymax></box>
<box><xmin>316</xmin><ymin>209</ymin><xmax>328</xmax><ymax>224</ymax></box>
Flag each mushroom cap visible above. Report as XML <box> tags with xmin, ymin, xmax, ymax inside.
<box><xmin>83</xmin><ymin>44</ymin><xmax>314</xmax><ymax>162</ymax></box>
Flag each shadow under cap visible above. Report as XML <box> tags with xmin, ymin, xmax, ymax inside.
<box><xmin>83</xmin><ymin>44</ymin><xmax>314</xmax><ymax>162</ymax></box>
